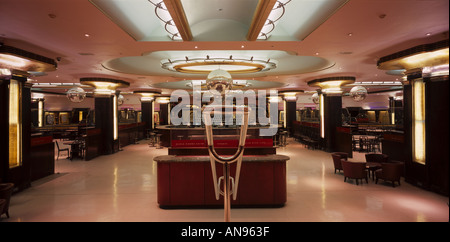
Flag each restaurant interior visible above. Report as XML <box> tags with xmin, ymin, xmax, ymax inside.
<box><xmin>0</xmin><ymin>0</ymin><xmax>448</xmax><ymax>223</ymax></box>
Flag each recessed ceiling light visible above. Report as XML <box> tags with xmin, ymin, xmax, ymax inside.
<box><xmin>315</xmin><ymin>52</ymin><xmax>319</xmax><ymax>55</ymax></box>
<box><xmin>84</xmin><ymin>33</ymin><xmax>90</xmax><ymax>37</ymax></box>
<box><xmin>426</xmin><ymin>33</ymin><xmax>432</xmax><ymax>36</ymax></box>
<box><xmin>347</xmin><ymin>33</ymin><xmax>353</xmax><ymax>37</ymax></box>
<box><xmin>241</xmin><ymin>45</ymin><xmax>245</xmax><ymax>49</ymax></box>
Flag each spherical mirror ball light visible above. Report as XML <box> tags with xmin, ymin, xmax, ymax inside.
<box><xmin>350</xmin><ymin>86</ymin><xmax>368</xmax><ymax>102</ymax></box>
<box><xmin>312</xmin><ymin>92</ymin><xmax>320</xmax><ymax>104</ymax></box>
<box><xmin>206</xmin><ymin>69</ymin><xmax>233</xmax><ymax>96</ymax></box>
<box><xmin>67</xmin><ymin>87</ymin><xmax>86</xmax><ymax>103</ymax></box>
<box><xmin>117</xmin><ymin>94</ymin><xmax>124</xmax><ymax>106</ymax></box>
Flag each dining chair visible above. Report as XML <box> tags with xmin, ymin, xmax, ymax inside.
<box><xmin>56</xmin><ymin>141</ymin><xmax>70</xmax><ymax>160</ymax></box>
<box><xmin>375</xmin><ymin>162</ymin><xmax>404</xmax><ymax>187</ymax></box>
<box><xmin>341</xmin><ymin>160</ymin><xmax>368</xmax><ymax>185</ymax></box>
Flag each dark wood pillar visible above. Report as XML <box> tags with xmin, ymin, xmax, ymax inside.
<box><xmin>323</xmin><ymin>94</ymin><xmax>343</xmax><ymax>153</ymax></box>
<box><xmin>95</xmin><ymin>96</ymin><xmax>118</xmax><ymax>155</ymax></box>
<box><xmin>0</xmin><ymin>74</ymin><xmax>31</xmax><ymax>190</ymax></box>
<box><xmin>403</xmin><ymin>71</ymin><xmax>449</xmax><ymax>196</ymax></box>
<box><xmin>141</xmin><ymin>100</ymin><xmax>154</xmax><ymax>131</ymax></box>
<box><xmin>159</xmin><ymin>102</ymin><xmax>169</xmax><ymax>125</ymax></box>
<box><xmin>0</xmin><ymin>78</ymin><xmax>9</xmax><ymax>183</ymax></box>
<box><xmin>284</xmin><ymin>100</ymin><xmax>296</xmax><ymax>136</ymax></box>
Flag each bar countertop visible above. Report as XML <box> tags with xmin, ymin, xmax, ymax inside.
<box><xmin>154</xmin><ymin>154</ymin><xmax>290</xmax><ymax>163</ymax></box>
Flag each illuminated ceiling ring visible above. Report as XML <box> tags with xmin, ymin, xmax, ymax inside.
<box><xmin>308</xmin><ymin>76</ymin><xmax>356</xmax><ymax>94</ymax></box>
<box><xmin>377</xmin><ymin>39</ymin><xmax>449</xmax><ymax>71</ymax></box>
<box><xmin>80</xmin><ymin>77</ymin><xmax>130</xmax><ymax>96</ymax></box>
<box><xmin>185</xmin><ymin>80</ymin><xmax>253</xmax><ymax>90</ymax></box>
<box><xmin>0</xmin><ymin>44</ymin><xmax>57</xmax><ymax>72</ymax></box>
<box><xmin>134</xmin><ymin>90</ymin><xmax>162</xmax><ymax>102</ymax></box>
<box><xmin>307</xmin><ymin>76</ymin><xmax>356</xmax><ymax>88</ymax></box>
<box><xmin>161</xmin><ymin>56</ymin><xmax>277</xmax><ymax>75</ymax></box>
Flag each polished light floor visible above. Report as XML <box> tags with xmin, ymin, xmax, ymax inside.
<box><xmin>3</xmin><ymin>138</ymin><xmax>449</xmax><ymax>222</ymax></box>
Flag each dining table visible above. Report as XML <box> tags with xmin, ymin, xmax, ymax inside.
<box><xmin>63</xmin><ymin>140</ymin><xmax>83</xmax><ymax>160</ymax></box>
<box><xmin>366</xmin><ymin>162</ymin><xmax>382</xmax><ymax>180</ymax></box>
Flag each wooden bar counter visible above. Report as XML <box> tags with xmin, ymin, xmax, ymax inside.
<box><xmin>154</xmin><ymin>154</ymin><xmax>289</xmax><ymax>208</ymax></box>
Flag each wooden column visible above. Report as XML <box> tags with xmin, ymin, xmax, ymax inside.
<box><xmin>323</xmin><ymin>94</ymin><xmax>343</xmax><ymax>153</ymax></box>
<box><xmin>0</xmin><ymin>74</ymin><xmax>31</xmax><ymax>190</ymax></box>
<box><xmin>95</xmin><ymin>96</ymin><xmax>118</xmax><ymax>155</ymax></box>
<box><xmin>284</xmin><ymin>100</ymin><xmax>296</xmax><ymax>136</ymax></box>
<box><xmin>403</xmin><ymin>71</ymin><xmax>449</xmax><ymax>196</ymax></box>
<box><xmin>141</xmin><ymin>100</ymin><xmax>155</xmax><ymax>131</ymax></box>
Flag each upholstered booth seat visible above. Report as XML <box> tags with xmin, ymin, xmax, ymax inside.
<box><xmin>0</xmin><ymin>183</ymin><xmax>14</xmax><ymax>218</ymax></box>
<box><xmin>341</xmin><ymin>160</ymin><xmax>368</xmax><ymax>185</ymax></box>
<box><xmin>375</xmin><ymin>162</ymin><xmax>404</xmax><ymax>187</ymax></box>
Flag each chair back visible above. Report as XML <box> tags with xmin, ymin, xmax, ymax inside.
<box><xmin>381</xmin><ymin>162</ymin><xmax>403</xmax><ymax>181</ymax></box>
<box><xmin>332</xmin><ymin>152</ymin><xmax>348</xmax><ymax>160</ymax></box>
<box><xmin>331</xmin><ymin>154</ymin><xmax>344</xmax><ymax>170</ymax></box>
<box><xmin>341</xmin><ymin>160</ymin><xmax>366</xmax><ymax>179</ymax></box>
<box><xmin>365</xmin><ymin>153</ymin><xmax>389</xmax><ymax>163</ymax></box>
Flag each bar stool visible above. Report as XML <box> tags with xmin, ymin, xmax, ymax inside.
<box><xmin>149</xmin><ymin>132</ymin><xmax>156</xmax><ymax>147</ymax></box>
<box><xmin>280</xmin><ymin>131</ymin><xmax>288</xmax><ymax>147</ymax></box>
<box><xmin>156</xmin><ymin>134</ymin><xmax>163</xmax><ymax>149</ymax></box>
<box><xmin>145</xmin><ymin>129</ymin><xmax>151</xmax><ymax>140</ymax></box>
<box><xmin>273</xmin><ymin>134</ymin><xmax>279</xmax><ymax>147</ymax></box>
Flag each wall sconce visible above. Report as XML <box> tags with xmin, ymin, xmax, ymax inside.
<box><xmin>31</xmin><ymin>97</ymin><xmax>45</xmax><ymax>128</ymax></box>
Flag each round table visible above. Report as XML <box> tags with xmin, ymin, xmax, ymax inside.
<box><xmin>366</xmin><ymin>162</ymin><xmax>382</xmax><ymax>180</ymax></box>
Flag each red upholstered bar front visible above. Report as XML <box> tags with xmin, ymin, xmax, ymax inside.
<box><xmin>155</xmin><ymin>155</ymin><xmax>288</xmax><ymax>208</ymax></box>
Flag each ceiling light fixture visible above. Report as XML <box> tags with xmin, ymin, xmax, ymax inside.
<box><xmin>148</xmin><ymin>0</ymin><xmax>192</xmax><ymax>41</ymax></box>
<box><xmin>248</xmin><ymin>0</ymin><xmax>292</xmax><ymax>41</ymax></box>
<box><xmin>0</xmin><ymin>44</ymin><xmax>57</xmax><ymax>72</ymax></box>
<box><xmin>307</xmin><ymin>76</ymin><xmax>356</xmax><ymax>95</ymax></box>
<box><xmin>80</xmin><ymin>77</ymin><xmax>130</xmax><ymax>96</ymax></box>
<box><xmin>377</xmin><ymin>39</ymin><xmax>449</xmax><ymax>71</ymax></box>
<box><xmin>134</xmin><ymin>90</ymin><xmax>161</xmax><ymax>102</ymax></box>
<box><xmin>279</xmin><ymin>89</ymin><xmax>304</xmax><ymax>101</ymax></box>
<box><xmin>185</xmin><ymin>79</ymin><xmax>253</xmax><ymax>90</ymax></box>
<box><xmin>161</xmin><ymin>55</ymin><xmax>277</xmax><ymax>75</ymax></box>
